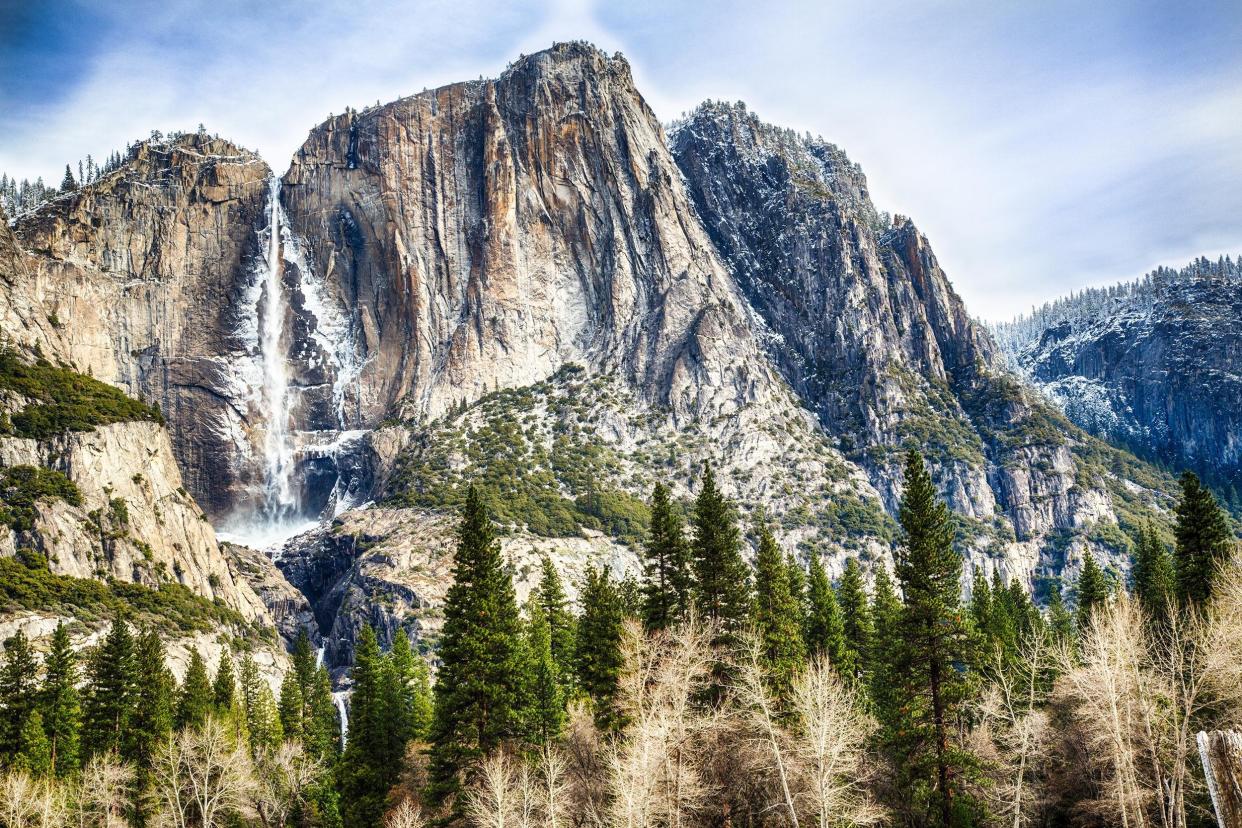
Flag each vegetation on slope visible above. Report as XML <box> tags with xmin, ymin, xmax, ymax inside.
<box><xmin>0</xmin><ymin>348</ymin><xmax>163</xmax><ymax>440</ymax></box>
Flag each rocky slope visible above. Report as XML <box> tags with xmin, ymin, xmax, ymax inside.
<box><xmin>995</xmin><ymin>256</ymin><xmax>1242</xmax><ymax>503</ymax></box>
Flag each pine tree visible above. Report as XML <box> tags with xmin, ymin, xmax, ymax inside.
<box><xmin>533</xmin><ymin>557</ymin><xmax>576</xmax><ymax>694</ymax></box>
<box><xmin>1173</xmin><ymin>472</ymin><xmax>1233</xmax><ymax>606</ymax></box>
<box><xmin>576</xmin><ymin>566</ymin><xmax>625</xmax><ymax>731</ymax></box>
<box><xmin>1075</xmin><ymin>553</ymin><xmax>1108</xmax><ymax>632</ymax></box>
<box><xmin>292</xmin><ymin>629</ymin><xmax>317</xmax><ymax>690</ymax></box>
<box><xmin>60</xmin><ymin>164</ymin><xmax>76</xmax><ymax>192</ymax></box>
<box><xmin>752</xmin><ymin>520</ymin><xmax>807</xmax><ymax>699</ymax></box>
<box><xmin>176</xmin><ymin>650</ymin><xmax>213</xmax><ymax>731</ymax></box>
<box><xmin>526</xmin><ymin>601</ymin><xmax>565</xmax><ymax>743</ymax></box>
<box><xmin>642</xmin><ymin>482</ymin><xmax>694</xmax><ymax>630</ymax></box>
<box><xmin>889</xmin><ymin>450</ymin><xmax>977</xmax><ymax>828</ymax></box>
<box><xmin>213</xmin><ymin>651</ymin><xmax>237</xmax><ymax>712</ymax></box>
<box><xmin>304</xmin><ymin>665</ymin><xmax>340</xmax><ymax>759</ymax></box>
<box><xmin>837</xmin><ymin>557</ymin><xmax>873</xmax><ymax>677</ymax></box>
<box><xmin>1</xmin><ymin>630</ymin><xmax>39</xmax><ymax>759</ymax></box>
<box><xmin>340</xmin><ymin>627</ymin><xmax>402</xmax><ymax>828</ymax></box>
<box><xmin>278</xmin><ymin>670</ymin><xmax>304</xmax><ymax>740</ymax></box>
<box><xmin>869</xmin><ymin>563</ymin><xmax>904</xmax><ymax>734</ymax></box>
<box><xmin>427</xmin><ymin>485</ymin><xmax>530</xmax><ymax>808</ymax></box>
<box><xmin>239</xmin><ymin>654</ymin><xmax>282</xmax><ymax>752</ymax></box>
<box><xmin>39</xmin><ymin>623</ymin><xmax>80</xmax><ymax>776</ymax></box>
<box><xmin>805</xmin><ymin>555</ymin><xmax>849</xmax><ymax>676</ymax></box>
<box><xmin>127</xmin><ymin>628</ymin><xmax>173</xmax><ymax>769</ymax></box>
<box><xmin>1046</xmin><ymin>580</ymin><xmax>1074</xmax><ymax>644</ymax></box>
<box><xmin>691</xmin><ymin>462</ymin><xmax>751</xmax><ymax>641</ymax></box>
<box><xmin>1131</xmin><ymin>522</ymin><xmax>1175</xmax><ymax>621</ymax></box>
<box><xmin>786</xmin><ymin>552</ymin><xmax>808</xmax><ymax>620</ymax></box>
<box><xmin>14</xmin><ymin>710</ymin><xmax>51</xmax><ymax>777</ymax></box>
<box><xmin>82</xmin><ymin>617</ymin><xmax>136</xmax><ymax>760</ymax></box>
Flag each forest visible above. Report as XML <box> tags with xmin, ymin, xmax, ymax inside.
<box><xmin>0</xmin><ymin>450</ymin><xmax>1239</xmax><ymax>828</ymax></box>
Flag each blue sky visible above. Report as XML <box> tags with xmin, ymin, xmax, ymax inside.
<box><xmin>2</xmin><ymin>0</ymin><xmax>1239</xmax><ymax>320</ymax></box>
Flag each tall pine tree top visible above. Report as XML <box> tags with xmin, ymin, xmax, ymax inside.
<box><xmin>1075</xmin><ymin>553</ymin><xmax>1108</xmax><ymax>632</ymax></box>
<box><xmin>427</xmin><ymin>484</ymin><xmax>529</xmax><ymax>808</ymax></box>
<box><xmin>752</xmin><ymin>519</ymin><xmax>806</xmax><ymax>698</ymax></box>
<box><xmin>691</xmin><ymin>462</ymin><xmax>751</xmax><ymax>637</ymax></box>
<box><xmin>1174</xmin><ymin>472</ymin><xmax>1233</xmax><ymax>606</ymax></box>
<box><xmin>642</xmin><ymin>482</ymin><xmax>694</xmax><ymax>631</ymax></box>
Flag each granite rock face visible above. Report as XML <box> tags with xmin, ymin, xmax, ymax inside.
<box><xmin>997</xmin><ymin>257</ymin><xmax>1242</xmax><ymax>498</ymax></box>
<box><xmin>3</xmin><ymin>135</ymin><xmax>272</xmax><ymax>517</ymax></box>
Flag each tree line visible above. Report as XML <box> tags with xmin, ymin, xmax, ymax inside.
<box><xmin>1</xmin><ymin>453</ymin><xmax>1238</xmax><ymax>828</ymax></box>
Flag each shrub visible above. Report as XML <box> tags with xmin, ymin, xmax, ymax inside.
<box><xmin>0</xmin><ymin>464</ymin><xmax>82</xmax><ymax>532</ymax></box>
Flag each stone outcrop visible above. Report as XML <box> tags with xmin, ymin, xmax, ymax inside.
<box><xmin>3</xmin><ymin>134</ymin><xmax>272</xmax><ymax>518</ymax></box>
<box><xmin>997</xmin><ymin>258</ymin><xmax>1242</xmax><ymax>499</ymax></box>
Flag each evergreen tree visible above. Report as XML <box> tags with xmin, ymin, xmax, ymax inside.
<box><xmin>82</xmin><ymin>617</ymin><xmax>136</xmax><ymax>760</ymax></box>
<box><xmin>1075</xmin><ymin>553</ymin><xmax>1108</xmax><ymax>632</ymax></box>
<box><xmin>278</xmin><ymin>670</ymin><xmax>305</xmax><ymax>740</ymax></box>
<box><xmin>526</xmin><ymin>601</ymin><xmax>565</xmax><ymax>743</ymax></box>
<box><xmin>752</xmin><ymin>521</ymin><xmax>807</xmax><ymax>699</ymax></box>
<box><xmin>691</xmin><ymin>463</ymin><xmax>751</xmax><ymax>639</ymax></box>
<box><xmin>213</xmin><ymin>651</ymin><xmax>237</xmax><ymax>712</ymax></box>
<box><xmin>786</xmin><ymin>552</ymin><xmax>808</xmax><ymax>622</ymax></box>
<box><xmin>176</xmin><ymin>650</ymin><xmax>213</xmax><ymax>731</ymax></box>
<box><xmin>341</xmin><ymin>627</ymin><xmax>401</xmax><ymax>828</ymax></box>
<box><xmin>14</xmin><ymin>710</ymin><xmax>51</xmax><ymax>777</ymax></box>
<box><xmin>642</xmin><ymin>482</ymin><xmax>694</xmax><ymax>630</ymax></box>
<box><xmin>60</xmin><ymin>165</ymin><xmax>76</xmax><ymax>192</ymax></box>
<box><xmin>805</xmin><ymin>555</ymin><xmax>849</xmax><ymax>676</ymax></box>
<box><xmin>869</xmin><ymin>563</ymin><xmax>903</xmax><ymax>731</ymax></box>
<box><xmin>239</xmin><ymin>654</ymin><xmax>282</xmax><ymax>753</ymax></box>
<box><xmin>304</xmin><ymin>665</ymin><xmax>340</xmax><ymax>759</ymax></box>
<box><xmin>292</xmin><ymin>629</ymin><xmax>317</xmax><ymax>690</ymax></box>
<box><xmin>427</xmin><ymin>486</ymin><xmax>530</xmax><ymax>808</ymax></box>
<box><xmin>0</xmin><ymin>630</ymin><xmax>39</xmax><ymax>760</ymax></box>
<box><xmin>837</xmin><ymin>557</ymin><xmax>873</xmax><ymax>676</ymax></box>
<box><xmin>1131</xmin><ymin>522</ymin><xmax>1175</xmax><ymax>620</ymax></box>
<box><xmin>1173</xmin><ymin>472</ymin><xmax>1233</xmax><ymax>606</ymax></box>
<box><xmin>889</xmin><ymin>450</ymin><xmax>977</xmax><ymax>828</ymax></box>
<box><xmin>127</xmin><ymin>628</ymin><xmax>173</xmax><ymax>768</ymax></box>
<box><xmin>1046</xmin><ymin>580</ymin><xmax>1074</xmax><ymax>644</ymax></box>
<box><xmin>576</xmin><ymin>566</ymin><xmax>625</xmax><ymax>731</ymax></box>
<box><xmin>533</xmin><ymin>557</ymin><xmax>576</xmax><ymax>694</ymax></box>
<box><xmin>39</xmin><ymin>623</ymin><xmax>80</xmax><ymax>776</ymax></box>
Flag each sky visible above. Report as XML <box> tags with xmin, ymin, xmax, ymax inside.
<box><xmin>2</xmin><ymin>0</ymin><xmax>1239</xmax><ymax>320</ymax></box>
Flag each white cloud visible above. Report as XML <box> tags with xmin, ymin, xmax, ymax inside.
<box><xmin>3</xmin><ymin>0</ymin><xmax>1239</xmax><ymax>320</ymax></box>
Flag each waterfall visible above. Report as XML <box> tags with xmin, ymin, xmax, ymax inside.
<box><xmin>217</xmin><ymin>174</ymin><xmax>365</xmax><ymax>551</ymax></box>
<box><xmin>333</xmin><ymin>691</ymin><xmax>350</xmax><ymax>748</ymax></box>
<box><xmin>257</xmin><ymin>176</ymin><xmax>298</xmax><ymax>527</ymax></box>
<box><xmin>315</xmin><ymin>645</ymin><xmax>325</xmax><ymax>669</ymax></box>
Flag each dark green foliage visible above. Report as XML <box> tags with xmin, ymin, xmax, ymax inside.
<box><xmin>177</xmin><ymin>650</ymin><xmax>213</xmax><ymax>731</ymax></box>
<box><xmin>386</xmin><ymin>371</ymin><xmax>649</xmax><ymax>546</ymax></box>
<box><xmin>289</xmin><ymin>634</ymin><xmax>339</xmax><ymax>760</ymax></box>
<box><xmin>805</xmin><ymin>555</ymin><xmax>848</xmax><ymax>676</ymax></box>
<box><xmin>533</xmin><ymin>557</ymin><xmax>576</xmax><ymax>695</ymax></box>
<box><xmin>240</xmin><ymin>653</ymin><xmax>282</xmax><ymax>752</ymax></box>
<box><xmin>0</xmin><ymin>556</ymin><xmax>251</xmax><ymax>636</ymax></box>
<box><xmin>0</xmin><ymin>465</ymin><xmax>82</xmax><ymax>532</ymax></box>
<box><xmin>641</xmin><ymin>482</ymin><xmax>694</xmax><ymax>631</ymax></box>
<box><xmin>1131</xmin><ymin>521</ymin><xmax>1176</xmax><ymax>621</ymax></box>
<box><xmin>427</xmin><ymin>486</ymin><xmax>530</xmax><ymax>808</ymax></box>
<box><xmin>691</xmin><ymin>463</ymin><xmax>751</xmax><ymax>640</ymax></box>
<box><xmin>1173</xmin><ymin>471</ymin><xmax>1234</xmax><ymax>606</ymax></box>
<box><xmin>14</xmin><ymin>710</ymin><xmax>51</xmax><ymax>776</ymax></box>
<box><xmin>213</xmin><ymin>652</ymin><xmax>237</xmax><ymax>712</ymax></box>
<box><xmin>0</xmin><ymin>630</ymin><xmax>39</xmax><ymax>760</ymax></box>
<box><xmin>576</xmin><ymin>566</ymin><xmax>625</xmax><ymax>731</ymax></box>
<box><xmin>39</xmin><ymin>623</ymin><xmax>80</xmax><ymax>776</ymax></box>
<box><xmin>837</xmin><ymin>557</ymin><xmax>872</xmax><ymax>678</ymax></box>
<box><xmin>526</xmin><ymin>601</ymin><xmax>566</xmax><ymax>743</ymax></box>
<box><xmin>127</xmin><ymin>628</ymin><xmax>173</xmax><ymax>768</ymax></box>
<box><xmin>1046</xmin><ymin>581</ymin><xmax>1074</xmax><ymax>644</ymax></box>
<box><xmin>0</xmin><ymin>348</ymin><xmax>162</xmax><ymax>441</ymax></box>
<box><xmin>868</xmin><ymin>564</ymin><xmax>903</xmax><ymax>731</ymax></box>
<box><xmin>1075</xmin><ymin>554</ymin><xmax>1108</xmax><ymax>632</ymax></box>
<box><xmin>340</xmin><ymin>627</ymin><xmax>401</xmax><ymax>828</ymax></box>
<box><xmin>81</xmin><ymin>617</ymin><xmax>137</xmax><ymax>760</ymax></box>
<box><xmin>887</xmin><ymin>450</ymin><xmax>978</xmax><ymax>828</ymax></box>
<box><xmin>752</xmin><ymin>520</ymin><xmax>806</xmax><ymax>699</ymax></box>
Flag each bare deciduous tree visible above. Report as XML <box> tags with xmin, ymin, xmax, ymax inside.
<box><xmin>465</xmin><ymin>752</ymin><xmax>520</xmax><ymax>828</ymax></box>
<box><xmin>69</xmin><ymin>754</ymin><xmax>133</xmax><ymax>828</ymax></box>
<box><xmin>250</xmin><ymin>741</ymin><xmax>323</xmax><ymax>828</ymax></box>
<box><xmin>384</xmin><ymin>798</ymin><xmax>426</xmax><ymax>828</ymax></box>
<box><xmin>152</xmin><ymin>716</ymin><xmax>256</xmax><ymax>828</ymax></box>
